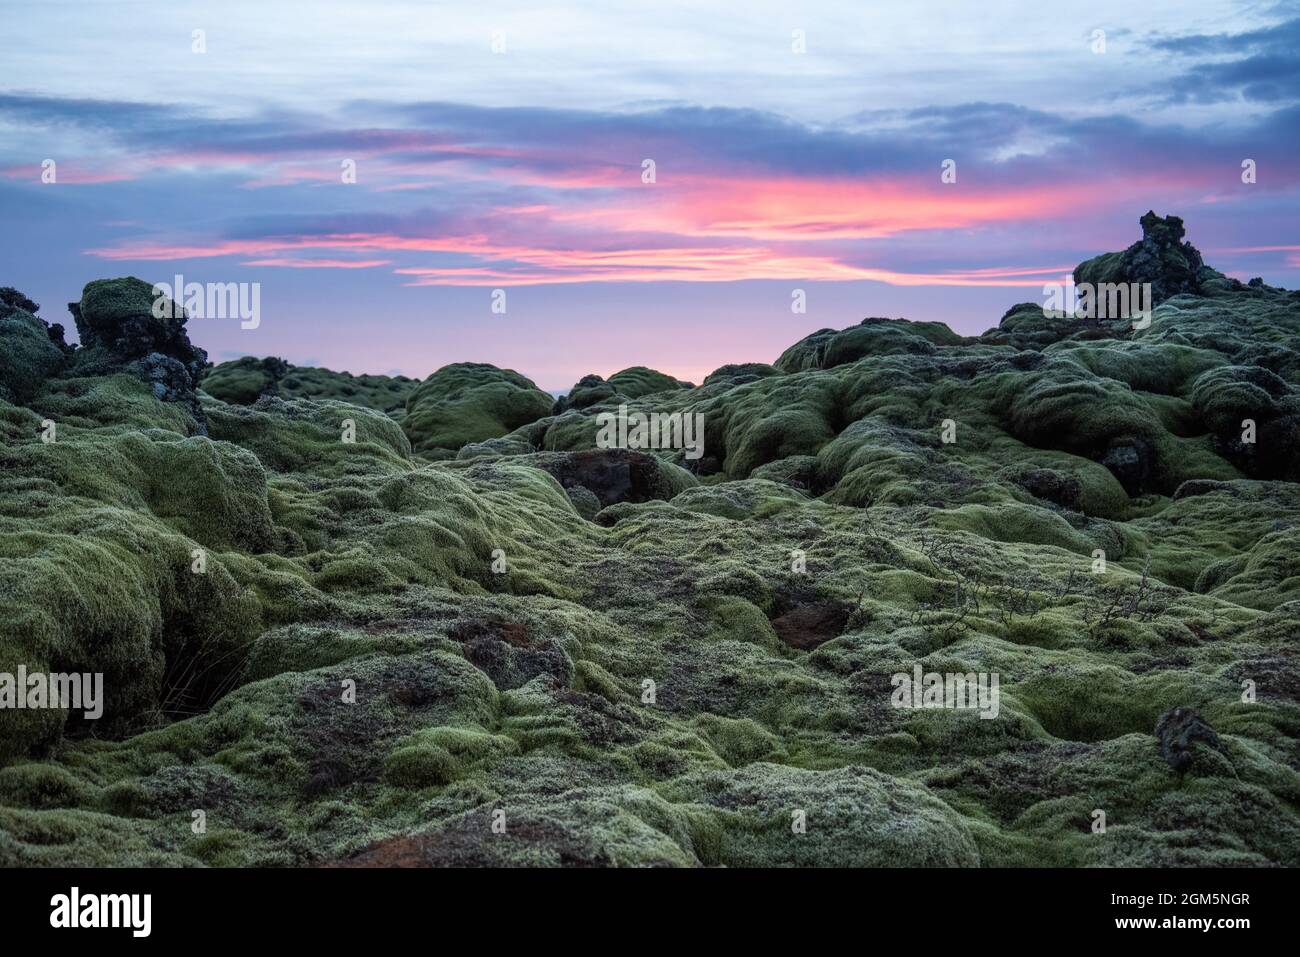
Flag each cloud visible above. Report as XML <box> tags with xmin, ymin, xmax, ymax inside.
<box><xmin>4</xmin><ymin>46</ymin><xmax>1298</xmax><ymax>291</ymax></box>
<box><xmin>1150</xmin><ymin>16</ymin><xmax>1300</xmax><ymax>103</ymax></box>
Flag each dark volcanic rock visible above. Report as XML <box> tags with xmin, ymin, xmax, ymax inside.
<box><xmin>68</xmin><ymin>277</ymin><xmax>210</xmax><ymax>428</ymax></box>
<box><xmin>1101</xmin><ymin>437</ymin><xmax>1155</xmax><ymax>495</ymax></box>
<box><xmin>1074</xmin><ymin>211</ymin><xmax>1207</xmax><ymax>307</ymax></box>
<box><xmin>1155</xmin><ymin>707</ymin><xmax>1222</xmax><ymax>772</ymax></box>
<box><xmin>1013</xmin><ymin>468</ymin><xmax>1084</xmax><ymax>510</ymax></box>
<box><xmin>770</xmin><ymin>602</ymin><xmax>851</xmax><ymax>650</ymax></box>
<box><xmin>46</xmin><ymin>322</ymin><xmax>72</xmax><ymax>354</ymax></box>
<box><xmin>71</xmin><ymin>277</ymin><xmax>209</xmax><ymax>376</ymax></box>
<box><xmin>129</xmin><ymin>352</ymin><xmax>207</xmax><ymax>423</ymax></box>
<box><xmin>529</xmin><ymin>448</ymin><xmax>688</xmax><ymax>507</ymax></box>
<box><xmin>449</xmin><ymin>619</ymin><xmax>574</xmax><ymax>691</ymax></box>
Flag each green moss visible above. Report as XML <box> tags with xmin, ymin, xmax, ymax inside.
<box><xmin>384</xmin><ymin>744</ymin><xmax>459</xmax><ymax>788</ymax></box>
<box><xmin>0</xmin><ymin>308</ymin><xmax>65</xmax><ymax>404</ymax></box>
<box><xmin>203</xmin><ymin>357</ymin><xmax>418</xmax><ymax>414</ymax></box>
<box><xmin>1</xmin><ymin>261</ymin><xmax>1298</xmax><ymax>868</ymax></box>
<box><xmin>188</xmin><ymin>829</ymin><xmax>254</xmax><ymax>866</ymax></box>
<box><xmin>33</xmin><ymin>374</ymin><xmax>196</xmax><ymax>434</ymax></box>
<box><xmin>776</xmin><ymin>318</ymin><xmax>965</xmax><ymax>372</ymax></box>
<box><xmin>664</xmin><ymin>764</ymin><xmax>980</xmax><ymax>866</ymax></box>
<box><xmin>607</xmin><ymin>366</ymin><xmax>691</xmax><ymax>397</ymax></box>
<box><xmin>403</xmin><ymin>363</ymin><xmax>553</xmax><ymax>455</ymax></box>
<box><xmin>692</xmin><ymin>714</ymin><xmax>787</xmax><ymax>767</ymax></box>
<box><xmin>206</xmin><ymin>396</ymin><xmax>411</xmax><ymax>476</ymax></box>
<box><xmin>0</xmin><ymin>763</ymin><xmax>94</xmax><ymax>809</ymax></box>
<box><xmin>77</xmin><ymin>277</ymin><xmax>163</xmax><ymax>328</ymax></box>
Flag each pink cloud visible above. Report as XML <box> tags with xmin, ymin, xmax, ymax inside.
<box><xmin>0</xmin><ymin>163</ymin><xmax>133</xmax><ymax>184</ymax></box>
<box><xmin>239</xmin><ymin>257</ymin><xmax>392</xmax><ymax>268</ymax></box>
<box><xmin>76</xmin><ymin>133</ymin><xmax>1260</xmax><ymax>287</ymax></box>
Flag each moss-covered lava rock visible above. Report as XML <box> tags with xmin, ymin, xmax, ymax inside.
<box><xmin>403</xmin><ymin>362</ymin><xmax>554</xmax><ymax>456</ymax></box>
<box><xmin>1</xmin><ymin>215</ymin><xmax>1299</xmax><ymax>868</ymax></box>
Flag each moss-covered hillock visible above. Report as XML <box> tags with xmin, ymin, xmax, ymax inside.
<box><xmin>202</xmin><ymin>357</ymin><xmax>418</xmax><ymax>415</ymax></box>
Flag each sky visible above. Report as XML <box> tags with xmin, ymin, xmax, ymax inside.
<box><xmin>2</xmin><ymin>0</ymin><xmax>1298</xmax><ymax>390</ymax></box>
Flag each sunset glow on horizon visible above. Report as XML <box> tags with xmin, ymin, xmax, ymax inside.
<box><xmin>3</xmin><ymin>1</ymin><xmax>1297</xmax><ymax>389</ymax></box>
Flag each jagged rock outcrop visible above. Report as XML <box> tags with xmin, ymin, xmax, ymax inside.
<box><xmin>1073</xmin><ymin>210</ymin><xmax>1207</xmax><ymax>305</ymax></box>
<box><xmin>67</xmin><ymin>277</ymin><xmax>211</xmax><ymax>428</ymax></box>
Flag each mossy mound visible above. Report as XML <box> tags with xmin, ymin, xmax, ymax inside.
<box><xmin>0</xmin><ymin>294</ymin><xmax>66</xmax><ymax>405</ymax></box>
<box><xmin>554</xmin><ymin>366</ymin><xmax>692</xmax><ymax>413</ymax></box>
<box><xmin>664</xmin><ymin>763</ymin><xmax>980</xmax><ymax>866</ymax></box>
<box><xmin>776</xmin><ymin>317</ymin><xmax>966</xmax><ymax>372</ymax></box>
<box><xmin>403</xmin><ymin>363</ymin><xmax>554</xmax><ymax>456</ymax></box>
<box><xmin>701</xmin><ymin>362</ymin><xmax>782</xmax><ymax>391</ymax></box>
<box><xmin>202</xmin><ymin>357</ymin><xmax>417</xmax><ymax>415</ymax></box>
